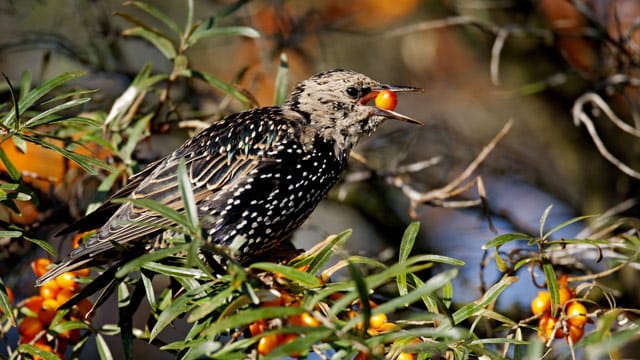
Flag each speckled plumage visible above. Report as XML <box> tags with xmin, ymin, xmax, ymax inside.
<box><xmin>37</xmin><ymin>69</ymin><xmax>421</xmax><ymax>285</ymax></box>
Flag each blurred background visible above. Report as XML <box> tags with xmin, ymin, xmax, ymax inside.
<box><xmin>1</xmin><ymin>0</ymin><xmax>639</xmax><ymax>358</ymax></box>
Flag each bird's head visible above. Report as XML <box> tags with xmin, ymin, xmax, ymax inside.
<box><xmin>284</xmin><ymin>69</ymin><xmax>422</xmax><ymax>152</ymax></box>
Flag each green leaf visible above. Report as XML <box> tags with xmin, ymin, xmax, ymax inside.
<box><xmin>11</xmin><ymin>135</ymin><xmax>27</xmax><ymax>154</ymax></box>
<box><xmin>249</xmin><ymin>262</ymin><xmax>322</xmax><ymax>287</ymax></box>
<box><xmin>23</xmin><ymin>97</ymin><xmax>91</xmax><ymax>127</ymax></box>
<box><xmin>202</xmin><ymin>306</ymin><xmax>304</xmax><ymax>338</ymax></box>
<box><xmin>452</xmin><ymin>275</ymin><xmax>517</xmax><ymax>324</ymax></box>
<box><xmin>49</xmin><ymin>319</ymin><xmax>89</xmax><ymax>334</ymax></box>
<box><xmin>25</xmin><ymin>237</ymin><xmax>57</xmax><ymax>257</ymax></box>
<box><xmin>142</xmin><ymin>261</ymin><xmax>209</xmax><ymax>279</ymax></box>
<box><xmin>398</xmin><ymin>221</ymin><xmax>420</xmax><ymax>296</ymax></box>
<box><xmin>123</xmin><ymin>27</ymin><xmax>177</xmax><ymax>59</ymax></box>
<box><xmin>380</xmin><ymin>268</ymin><xmax>458</xmax><ymax>315</ymax></box>
<box><xmin>119</xmin><ymin>113</ymin><xmax>152</xmax><ymax>163</ymax></box>
<box><xmin>2</xmin><ymin>71</ymin><xmax>86</xmax><ymax>127</ymax></box>
<box><xmin>543</xmin><ymin>261</ymin><xmax>559</xmax><ymax>317</ymax></box>
<box><xmin>306</xmin><ymin>230</ymin><xmax>352</xmax><ymax>275</ymax></box>
<box><xmin>0</xmin><ymin>279</ymin><xmax>15</xmax><ymax>325</ymax></box>
<box><xmin>21</xmin><ymin>134</ymin><xmax>111</xmax><ymax>174</ymax></box>
<box><xmin>96</xmin><ymin>333</ymin><xmax>114</xmax><ymax>360</ymax></box>
<box><xmin>184</xmin><ymin>0</ymin><xmax>194</xmax><ymax>39</ymax></box>
<box><xmin>115</xmin><ymin>243</ymin><xmax>190</xmax><ymax>278</ymax></box>
<box><xmin>482</xmin><ymin>233</ymin><xmax>530</xmax><ymax>249</ymax></box>
<box><xmin>192</xmin><ymin>70</ymin><xmax>252</xmax><ymax>107</ymax></box>
<box><xmin>539</xmin><ymin>204</ymin><xmax>553</xmax><ymax>239</ymax></box>
<box><xmin>273</xmin><ymin>53</ymin><xmax>289</xmax><ymax>106</ymax></box>
<box><xmin>19</xmin><ymin>71</ymin><xmax>31</xmax><ymax>100</ymax></box>
<box><xmin>113</xmin><ymin>197</ymin><xmax>190</xmax><ymax>229</ymax></box>
<box><xmin>0</xmin><ymin>230</ymin><xmax>22</xmax><ymax>238</ymax></box>
<box><xmin>150</xmin><ymin>282</ymin><xmax>212</xmax><ymax>340</ymax></box>
<box><xmin>542</xmin><ymin>214</ymin><xmax>596</xmax><ymax>241</ymax></box>
<box><xmin>127</xmin><ymin>1</ymin><xmax>181</xmax><ymax>35</ymax></box>
<box><xmin>188</xmin><ymin>23</ymin><xmax>260</xmax><ymax>47</ymax></box>
<box><xmin>177</xmin><ymin>159</ymin><xmax>199</xmax><ymax>232</ymax></box>
<box><xmin>0</xmin><ymin>147</ymin><xmax>21</xmax><ymax>181</ymax></box>
<box><xmin>187</xmin><ymin>285</ymin><xmax>235</xmax><ymax>323</ymax></box>
<box><xmin>348</xmin><ymin>260</ymin><xmax>371</xmax><ymax>334</ymax></box>
<box><xmin>17</xmin><ymin>344</ymin><xmax>60</xmax><ymax>360</ymax></box>
<box><xmin>264</xmin><ymin>329</ymin><xmax>332</xmax><ymax>359</ymax></box>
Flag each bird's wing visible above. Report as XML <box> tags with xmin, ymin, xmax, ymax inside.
<box><xmin>38</xmin><ymin>108</ymin><xmax>295</xmax><ymax>284</ymax></box>
<box><xmin>56</xmin><ymin>157</ymin><xmax>165</xmax><ymax>236</ymax></box>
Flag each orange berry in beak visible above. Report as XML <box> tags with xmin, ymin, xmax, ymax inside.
<box><xmin>375</xmin><ymin>90</ymin><xmax>398</xmax><ymax>110</ymax></box>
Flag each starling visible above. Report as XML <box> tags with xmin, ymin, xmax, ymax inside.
<box><xmin>36</xmin><ymin>69</ymin><xmax>421</xmax><ymax>285</ymax></box>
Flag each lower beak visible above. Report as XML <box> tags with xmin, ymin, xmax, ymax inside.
<box><xmin>362</xmin><ymin>85</ymin><xmax>423</xmax><ymax>125</ymax></box>
<box><xmin>371</xmin><ymin>107</ymin><xmax>423</xmax><ymax>125</ymax></box>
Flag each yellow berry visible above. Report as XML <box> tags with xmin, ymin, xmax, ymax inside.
<box><xmin>18</xmin><ymin>316</ymin><xmax>43</xmax><ymax>340</ymax></box>
<box><xmin>566</xmin><ymin>322</ymin><xmax>585</xmax><ymax>344</ymax></box>
<box><xmin>38</xmin><ymin>298</ymin><xmax>59</xmax><ymax>325</ymax></box>
<box><xmin>566</xmin><ymin>301</ymin><xmax>587</xmax><ymax>328</ymax></box>
<box><xmin>31</xmin><ymin>258</ymin><xmax>52</xmax><ymax>278</ymax></box>
<box><xmin>531</xmin><ymin>291</ymin><xmax>551</xmax><ymax>315</ymax></box>
<box><xmin>558</xmin><ymin>287</ymin><xmax>574</xmax><ymax>305</ymax></box>
<box><xmin>55</xmin><ymin>272</ymin><xmax>77</xmax><ymax>291</ymax></box>
<box><xmin>369</xmin><ymin>313</ymin><xmax>387</xmax><ymax>329</ymax></box>
<box><xmin>539</xmin><ymin>314</ymin><xmax>563</xmax><ymax>339</ymax></box>
<box><xmin>257</xmin><ymin>334</ymin><xmax>282</xmax><ymax>355</ymax></box>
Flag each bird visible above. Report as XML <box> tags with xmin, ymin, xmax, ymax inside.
<box><xmin>36</xmin><ymin>69</ymin><xmax>422</xmax><ymax>286</ymax></box>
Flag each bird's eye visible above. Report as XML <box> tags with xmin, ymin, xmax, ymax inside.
<box><xmin>345</xmin><ymin>86</ymin><xmax>359</xmax><ymax>98</ymax></box>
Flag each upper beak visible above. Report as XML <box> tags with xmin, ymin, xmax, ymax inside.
<box><xmin>361</xmin><ymin>85</ymin><xmax>423</xmax><ymax>125</ymax></box>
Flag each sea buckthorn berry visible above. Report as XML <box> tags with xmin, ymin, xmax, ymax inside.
<box><xmin>531</xmin><ymin>291</ymin><xmax>551</xmax><ymax>315</ymax></box>
<box><xmin>10</xmin><ymin>200</ymin><xmax>39</xmax><ymax>225</ymax></box>
<box><xmin>32</xmin><ymin>342</ymin><xmax>54</xmax><ymax>360</ymax></box>
<box><xmin>369</xmin><ymin>313</ymin><xmax>388</xmax><ymax>329</ymax></box>
<box><xmin>23</xmin><ymin>296</ymin><xmax>44</xmax><ymax>314</ymax></box>
<box><xmin>566</xmin><ymin>301</ymin><xmax>587</xmax><ymax>328</ymax></box>
<box><xmin>18</xmin><ymin>316</ymin><xmax>43</xmax><ymax>340</ymax></box>
<box><xmin>375</xmin><ymin>90</ymin><xmax>398</xmax><ymax>110</ymax></box>
<box><xmin>566</xmin><ymin>323</ymin><xmax>585</xmax><ymax>344</ymax></box>
<box><xmin>6</xmin><ymin>286</ymin><xmax>14</xmax><ymax>304</ymax></box>
<box><xmin>397</xmin><ymin>352</ymin><xmax>415</xmax><ymax>360</ymax></box>
<box><xmin>377</xmin><ymin>322</ymin><xmax>400</xmax><ymax>332</ymax></box>
<box><xmin>249</xmin><ymin>319</ymin><xmax>267</xmax><ymax>336</ymax></box>
<box><xmin>55</xmin><ymin>272</ymin><xmax>77</xmax><ymax>290</ymax></box>
<box><xmin>72</xmin><ymin>267</ymin><xmax>90</xmax><ymax>277</ymax></box>
<box><xmin>539</xmin><ymin>314</ymin><xmax>562</xmax><ymax>339</ymax></box>
<box><xmin>32</xmin><ymin>258</ymin><xmax>52</xmax><ymax>278</ymax></box>
<box><xmin>300</xmin><ymin>312</ymin><xmax>320</xmax><ymax>327</ymax></box>
<box><xmin>58</xmin><ymin>328</ymin><xmax>81</xmax><ymax>342</ymax></box>
<box><xmin>38</xmin><ymin>298</ymin><xmax>59</xmax><ymax>325</ymax></box>
<box><xmin>39</xmin><ymin>281</ymin><xmax>60</xmax><ymax>300</ymax></box>
<box><xmin>56</xmin><ymin>288</ymin><xmax>75</xmax><ymax>305</ymax></box>
<box><xmin>257</xmin><ymin>334</ymin><xmax>282</xmax><ymax>355</ymax></box>
<box><xmin>558</xmin><ymin>288</ymin><xmax>574</xmax><ymax>306</ymax></box>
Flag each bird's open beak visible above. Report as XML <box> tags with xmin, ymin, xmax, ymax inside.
<box><xmin>361</xmin><ymin>85</ymin><xmax>423</xmax><ymax>125</ymax></box>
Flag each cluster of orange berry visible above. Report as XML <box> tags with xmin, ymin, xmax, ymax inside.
<box><xmin>249</xmin><ymin>291</ymin><xmax>316</xmax><ymax>356</ymax></box>
<box><xmin>531</xmin><ymin>275</ymin><xmax>588</xmax><ymax>344</ymax></box>
<box><xmin>248</xmin><ymin>288</ymin><xmax>420</xmax><ymax>359</ymax></box>
<box><xmin>16</xmin><ymin>258</ymin><xmax>92</xmax><ymax>358</ymax></box>
<box><xmin>349</xmin><ymin>300</ymin><xmax>419</xmax><ymax>360</ymax></box>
